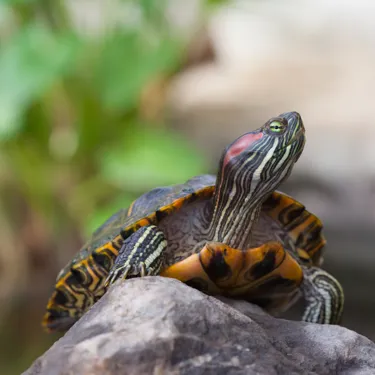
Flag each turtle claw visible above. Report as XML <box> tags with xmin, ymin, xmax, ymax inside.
<box><xmin>138</xmin><ymin>262</ymin><xmax>155</xmax><ymax>277</ymax></box>
<box><xmin>140</xmin><ymin>262</ymin><xmax>146</xmax><ymax>277</ymax></box>
<box><xmin>105</xmin><ymin>262</ymin><xmax>157</xmax><ymax>287</ymax></box>
<box><xmin>104</xmin><ymin>264</ymin><xmax>131</xmax><ymax>287</ymax></box>
<box><xmin>121</xmin><ymin>265</ymin><xmax>131</xmax><ymax>280</ymax></box>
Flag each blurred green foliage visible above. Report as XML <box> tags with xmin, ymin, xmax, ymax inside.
<box><xmin>0</xmin><ymin>0</ymin><xmax>210</xmax><ymax>240</ymax></box>
<box><xmin>0</xmin><ymin>0</ymin><xmax>229</xmax><ymax>374</ymax></box>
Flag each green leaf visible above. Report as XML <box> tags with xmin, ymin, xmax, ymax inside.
<box><xmin>137</xmin><ymin>0</ymin><xmax>167</xmax><ymax>28</ymax></box>
<box><xmin>0</xmin><ymin>0</ymin><xmax>36</xmax><ymax>4</ymax></box>
<box><xmin>98</xmin><ymin>125</ymin><xmax>207</xmax><ymax>191</ymax></box>
<box><xmin>205</xmin><ymin>0</ymin><xmax>229</xmax><ymax>6</ymax></box>
<box><xmin>0</xmin><ymin>25</ymin><xmax>80</xmax><ymax>140</ymax></box>
<box><xmin>90</xmin><ymin>32</ymin><xmax>181</xmax><ymax>111</ymax></box>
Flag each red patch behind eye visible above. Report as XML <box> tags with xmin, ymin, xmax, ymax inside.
<box><xmin>223</xmin><ymin>132</ymin><xmax>263</xmax><ymax>169</ymax></box>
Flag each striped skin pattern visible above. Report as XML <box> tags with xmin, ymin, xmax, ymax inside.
<box><xmin>301</xmin><ymin>267</ymin><xmax>344</xmax><ymax>324</ymax></box>
<box><xmin>105</xmin><ymin>225</ymin><xmax>167</xmax><ymax>286</ymax></box>
<box><xmin>43</xmin><ymin>112</ymin><xmax>344</xmax><ymax>332</ymax></box>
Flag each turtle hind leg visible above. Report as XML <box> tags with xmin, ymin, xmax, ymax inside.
<box><xmin>161</xmin><ymin>241</ymin><xmax>304</xmax><ymax>296</ymax></box>
<box><xmin>301</xmin><ymin>266</ymin><xmax>344</xmax><ymax>324</ymax></box>
<box><xmin>105</xmin><ymin>225</ymin><xmax>167</xmax><ymax>287</ymax></box>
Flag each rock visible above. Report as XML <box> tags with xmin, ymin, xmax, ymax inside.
<box><xmin>24</xmin><ymin>277</ymin><xmax>375</xmax><ymax>375</ymax></box>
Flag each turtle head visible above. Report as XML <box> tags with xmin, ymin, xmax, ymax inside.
<box><xmin>211</xmin><ymin>111</ymin><xmax>305</xmax><ymax>248</ymax></box>
<box><xmin>221</xmin><ymin>111</ymin><xmax>304</xmax><ymax>183</ymax></box>
<box><xmin>217</xmin><ymin>111</ymin><xmax>305</xmax><ymax>196</ymax></box>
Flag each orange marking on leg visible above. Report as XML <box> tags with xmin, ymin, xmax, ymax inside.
<box><xmin>241</xmin><ymin>249</ymin><xmax>304</xmax><ymax>307</ymax></box>
<box><xmin>201</xmin><ymin>241</ymin><xmax>302</xmax><ymax>298</ymax></box>
<box><xmin>274</xmin><ymin>251</ymin><xmax>303</xmax><ymax>285</ymax></box>
<box><xmin>160</xmin><ymin>254</ymin><xmax>221</xmax><ymax>294</ymax></box>
<box><xmin>220</xmin><ymin>242</ymin><xmax>286</xmax><ymax>295</ymax></box>
<box><xmin>242</xmin><ymin>242</ymin><xmax>285</xmax><ymax>278</ymax></box>
<box><xmin>199</xmin><ymin>243</ymin><xmax>244</xmax><ymax>287</ymax></box>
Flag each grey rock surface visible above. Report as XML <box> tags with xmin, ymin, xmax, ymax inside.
<box><xmin>24</xmin><ymin>277</ymin><xmax>375</xmax><ymax>375</ymax></box>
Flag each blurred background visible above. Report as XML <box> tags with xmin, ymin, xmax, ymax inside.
<box><xmin>1</xmin><ymin>0</ymin><xmax>375</xmax><ymax>373</ymax></box>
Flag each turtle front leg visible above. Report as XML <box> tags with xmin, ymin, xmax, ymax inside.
<box><xmin>105</xmin><ymin>225</ymin><xmax>167</xmax><ymax>287</ymax></box>
<box><xmin>300</xmin><ymin>266</ymin><xmax>344</xmax><ymax>324</ymax></box>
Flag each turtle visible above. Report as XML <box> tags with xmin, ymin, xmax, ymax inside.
<box><xmin>42</xmin><ymin>111</ymin><xmax>344</xmax><ymax>332</ymax></box>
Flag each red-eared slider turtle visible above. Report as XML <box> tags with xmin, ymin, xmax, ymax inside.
<box><xmin>43</xmin><ymin>111</ymin><xmax>344</xmax><ymax>332</ymax></box>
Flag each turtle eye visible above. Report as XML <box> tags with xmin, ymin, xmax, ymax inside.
<box><xmin>268</xmin><ymin>121</ymin><xmax>286</xmax><ymax>134</ymax></box>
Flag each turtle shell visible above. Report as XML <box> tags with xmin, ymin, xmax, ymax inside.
<box><xmin>43</xmin><ymin>174</ymin><xmax>325</xmax><ymax>331</ymax></box>
<box><xmin>56</xmin><ymin>175</ymin><xmax>216</xmax><ymax>281</ymax></box>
